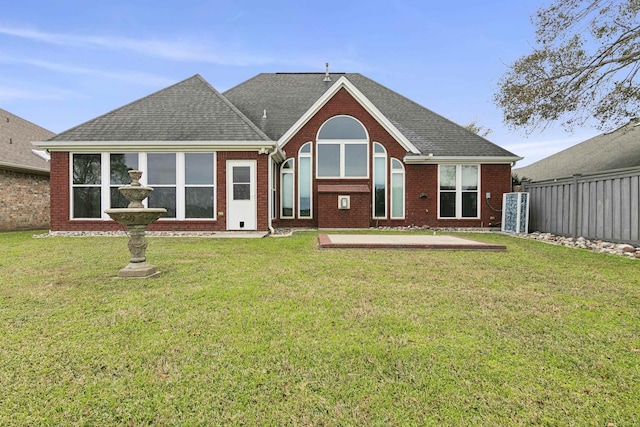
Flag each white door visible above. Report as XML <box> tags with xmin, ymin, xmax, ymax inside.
<box><xmin>226</xmin><ymin>160</ymin><xmax>257</xmax><ymax>230</ymax></box>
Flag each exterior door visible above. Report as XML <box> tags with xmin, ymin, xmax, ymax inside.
<box><xmin>226</xmin><ymin>160</ymin><xmax>256</xmax><ymax>230</ymax></box>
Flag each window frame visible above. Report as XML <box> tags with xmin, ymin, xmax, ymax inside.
<box><xmin>280</xmin><ymin>158</ymin><xmax>295</xmax><ymax>219</ymax></box>
<box><xmin>69</xmin><ymin>152</ymin><xmax>217</xmax><ymax>221</ymax></box>
<box><xmin>437</xmin><ymin>164</ymin><xmax>480</xmax><ymax>219</ymax></box>
<box><xmin>298</xmin><ymin>142</ymin><xmax>313</xmax><ymax>218</ymax></box>
<box><xmin>316</xmin><ymin>115</ymin><xmax>369</xmax><ymax>179</ymax></box>
<box><xmin>70</xmin><ymin>153</ymin><xmax>104</xmax><ymax>219</ymax></box>
<box><xmin>372</xmin><ymin>142</ymin><xmax>387</xmax><ymax>219</ymax></box>
<box><xmin>390</xmin><ymin>158</ymin><xmax>405</xmax><ymax>219</ymax></box>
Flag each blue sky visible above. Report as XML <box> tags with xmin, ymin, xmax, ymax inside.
<box><xmin>1</xmin><ymin>0</ymin><xmax>600</xmax><ymax>167</ymax></box>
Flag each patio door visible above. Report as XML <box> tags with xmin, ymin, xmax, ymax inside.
<box><xmin>226</xmin><ymin>160</ymin><xmax>256</xmax><ymax>230</ymax></box>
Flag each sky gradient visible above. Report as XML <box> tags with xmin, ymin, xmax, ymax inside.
<box><xmin>1</xmin><ymin>0</ymin><xmax>602</xmax><ymax>167</ymax></box>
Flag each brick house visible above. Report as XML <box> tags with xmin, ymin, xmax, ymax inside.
<box><xmin>36</xmin><ymin>72</ymin><xmax>521</xmax><ymax>232</ymax></box>
<box><xmin>0</xmin><ymin>109</ymin><xmax>54</xmax><ymax>231</ymax></box>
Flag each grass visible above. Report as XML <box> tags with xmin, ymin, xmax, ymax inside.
<box><xmin>1</xmin><ymin>230</ymin><xmax>638</xmax><ymax>426</ymax></box>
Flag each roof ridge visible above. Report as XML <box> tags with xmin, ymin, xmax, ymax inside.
<box><xmin>50</xmin><ymin>75</ymin><xmax>204</xmax><ymax>141</ymax></box>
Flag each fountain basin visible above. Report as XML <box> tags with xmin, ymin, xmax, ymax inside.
<box><xmin>104</xmin><ymin>208</ymin><xmax>166</xmax><ymax>226</ymax></box>
<box><xmin>118</xmin><ymin>186</ymin><xmax>153</xmax><ymax>209</ymax></box>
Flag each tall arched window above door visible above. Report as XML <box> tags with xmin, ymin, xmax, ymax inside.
<box><xmin>298</xmin><ymin>142</ymin><xmax>312</xmax><ymax>218</ymax></box>
<box><xmin>280</xmin><ymin>159</ymin><xmax>294</xmax><ymax>218</ymax></box>
<box><xmin>316</xmin><ymin>116</ymin><xmax>369</xmax><ymax>178</ymax></box>
<box><xmin>390</xmin><ymin>158</ymin><xmax>405</xmax><ymax>219</ymax></box>
<box><xmin>373</xmin><ymin>142</ymin><xmax>387</xmax><ymax>218</ymax></box>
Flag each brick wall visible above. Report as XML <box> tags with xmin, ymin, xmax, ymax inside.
<box><xmin>274</xmin><ymin>88</ymin><xmax>514</xmax><ymax>229</ymax></box>
<box><xmin>0</xmin><ymin>168</ymin><xmax>50</xmax><ymax>231</ymax></box>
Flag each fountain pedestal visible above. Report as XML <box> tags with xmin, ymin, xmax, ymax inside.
<box><xmin>104</xmin><ymin>170</ymin><xmax>166</xmax><ymax>278</ymax></box>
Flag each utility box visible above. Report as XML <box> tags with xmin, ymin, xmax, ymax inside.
<box><xmin>337</xmin><ymin>195</ymin><xmax>350</xmax><ymax>210</ymax></box>
<box><xmin>502</xmin><ymin>192</ymin><xmax>529</xmax><ymax>234</ymax></box>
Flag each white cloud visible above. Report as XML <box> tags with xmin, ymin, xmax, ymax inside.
<box><xmin>0</xmin><ymin>55</ymin><xmax>175</xmax><ymax>86</ymax></box>
<box><xmin>0</xmin><ymin>25</ymin><xmax>276</xmax><ymax>66</ymax></box>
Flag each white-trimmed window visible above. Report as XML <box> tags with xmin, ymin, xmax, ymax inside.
<box><xmin>373</xmin><ymin>142</ymin><xmax>387</xmax><ymax>218</ymax></box>
<box><xmin>280</xmin><ymin>159</ymin><xmax>294</xmax><ymax>218</ymax></box>
<box><xmin>390</xmin><ymin>158</ymin><xmax>405</xmax><ymax>218</ymax></box>
<box><xmin>70</xmin><ymin>152</ymin><xmax>216</xmax><ymax>221</ymax></box>
<box><xmin>184</xmin><ymin>153</ymin><xmax>215</xmax><ymax>218</ymax></box>
<box><xmin>72</xmin><ymin>153</ymin><xmax>102</xmax><ymax>219</ymax></box>
<box><xmin>439</xmin><ymin>165</ymin><xmax>479</xmax><ymax>218</ymax></box>
<box><xmin>298</xmin><ymin>142</ymin><xmax>312</xmax><ymax>218</ymax></box>
<box><xmin>316</xmin><ymin>116</ymin><xmax>369</xmax><ymax>178</ymax></box>
<box><xmin>147</xmin><ymin>153</ymin><xmax>177</xmax><ymax>218</ymax></box>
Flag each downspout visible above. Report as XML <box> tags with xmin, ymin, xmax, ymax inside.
<box><xmin>268</xmin><ymin>148</ymin><xmax>276</xmax><ymax>234</ymax></box>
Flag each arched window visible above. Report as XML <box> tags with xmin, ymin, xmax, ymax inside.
<box><xmin>390</xmin><ymin>158</ymin><xmax>405</xmax><ymax>218</ymax></box>
<box><xmin>316</xmin><ymin>116</ymin><xmax>368</xmax><ymax>178</ymax></box>
<box><xmin>373</xmin><ymin>142</ymin><xmax>387</xmax><ymax>218</ymax></box>
<box><xmin>298</xmin><ymin>142</ymin><xmax>312</xmax><ymax>218</ymax></box>
<box><xmin>280</xmin><ymin>159</ymin><xmax>294</xmax><ymax>218</ymax></box>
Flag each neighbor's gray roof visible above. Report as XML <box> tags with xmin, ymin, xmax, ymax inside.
<box><xmin>514</xmin><ymin>120</ymin><xmax>640</xmax><ymax>181</ymax></box>
<box><xmin>224</xmin><ymin>73</ymin><xmax>518</xmax><ymax>158</ymax></box>
<box><xmin>0</xmin><ymin>108</ymin><xmax>54</xmax><ymax>172</ymax></box>
<box><xmin>49</xmin><ymin>75</ymin><xmax>271</xmax><ymax>142</ymax></box>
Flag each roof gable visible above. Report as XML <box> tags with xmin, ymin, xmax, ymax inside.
<box><xmin>224</xmin><ymin>73</ymin><xmax>519</xmax><ymax>159</ymax></box>
<box><xmin>0</xmin><ymin>109</ymin><xmax>53</xmax><ymax>172</ymax></box>
<box><xmin>49</xmin><ymin>75</ymin><xmax>271</xmax><ymax>142</ymax></box>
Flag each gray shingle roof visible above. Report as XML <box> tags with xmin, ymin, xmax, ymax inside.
<box><xmin>0</xmin><ymin>109</ymin><xmax>54</xmax><ymax>172</ymax></box>
<box><xmin>223</xmin><ymin>73</ymin><xmax>518</xmax><ymax>158</ymax></box>
<box><xmin>514</xmin><ymin>120</ymin><xmax>640</xmax><ymax>181</ymax></box>
<box><xmin>50</xmin><ymin>75</ymin><xmax>271</xmax><ymax>142</ymax></box>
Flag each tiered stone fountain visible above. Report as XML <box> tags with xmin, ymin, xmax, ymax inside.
<box><xmin>105</xmin><ymin>170</ymin><xmax>166</xmax><ymax>278</ymax></box>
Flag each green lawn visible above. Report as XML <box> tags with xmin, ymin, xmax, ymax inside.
<box><xmin>1</xmin><ymin>230</ymin><xmax>638</xmax><ymax>426</ymax></box>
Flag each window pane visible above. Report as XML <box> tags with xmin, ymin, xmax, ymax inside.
<box><xmin>186</xmin><ymin>187</ymin><xmax>214</xmax><ymax>218</ymax></box>
<box><xmin>344</xmin><ymin>144</ymin><xmax>367</xmax><ymax>177</ymax></box>
<box><xmin>462</xmin><ymin>192</ymin><xmax>478</xmax><ymax>217</ymax></box>
<box><xmin>282</xmin><ymin>172</ymin><xmax>293</xmax><ymax>217</ymax></box>
<box><xmin>439</xmin><ymin>165</ymin><xmax>456</xmax><ymax>190</ymax></box>
<box><xmin>317</xmin><ymin>144</ymin><xmax>340</xmax><ymax>177</ymax></box>
<box><xmin>73</xmin><ymin>154</ymin><xmax>101</xmax><ymax>185</ymax></box>
<box><xmin>462</xmin><ymin>165</ymin><xmax>478</xmax><ymax>190</ymax></box>
<box><xmin>374</xmin><ymin>142</ymin><xmax>385</xmax><ymax>154</ymax></box>
<box><xmin>110</xmin><ymin>153</ymin><xmax>138</xmax><ymax>185</ymax></box>
<box><xmin>374</xmin><ymin>157</ymin><xmax>386</xmax><ymax>217</ymax></box>
<box><xmin>110</xmin><ymin>187</ymin><xmax>130</xmax><ymax>208</ymax></box>
<box><xmin>391</xmin><ymin>158</ymin><xmax>403</xmax><ymax>170</ymax></box>
<box><xmin>73</xmin><ymin>187</ymin><xmax>101</xmax><ymax>218</ymax></box>
<box><xmin>147</xmin><ymin>153</ymin><xmax>176</xmax><ymax>185</ymax></box>
<box><xmin>233</xmin><ymin>166</ymin><xmax>250</xmax><ymax>184</ymax></box>
<box><xmin>439</xmin><ymin>192</ymin><xmax>456</xmax><ymax>217</ymax></box>
<box><xmin>234</xmin><ymin>184</ymin><xmax>250</xmax><ymax>200</ymax></box>
<box><xmin>185</xmin><ymin>153</ymin><xmax>214</xmax><ymax>185</ymax></box>
<box><xmin>148</xmin><ymin>187</ymin><xmax>176</xmax><ymax>218</ymax></box>
<box><xmin>391</xmin><ymin>172</ymin><xmax>403</xmax><ymax>218</ymax></box>
<box><xmin>299</xmin><ymin>157</ymin><xmax>311</xmax><ymax>217</ymax></box>
<box><xmin>318</xmin><ymin>116</ymin><xmax>367</xmax><ymax>139</ymax></box>
<box><xmin>300</xmin><ymin>143</ymin><xmax>311</xmax><ymax>154</ymax></box>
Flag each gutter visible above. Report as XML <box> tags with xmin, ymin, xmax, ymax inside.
<box><xmin>403</xmin><ymin>155</ymin><xmax>523</xmax><ymax>165</ymax></box>
<box><xmin>34</xmin><ymin>140</ymin><xmax>280</xmax><ymax>153</ymax></box>
<box><xmin>0</xmin><ymin>161</ymin><xmax>49</xmax><ymax>175</ymax></box>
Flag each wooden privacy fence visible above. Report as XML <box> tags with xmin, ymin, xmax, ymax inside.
<box><xmin>522</xmin><ymin>167</ymin><xmax>640</xmax><ymax>245</ymax></box>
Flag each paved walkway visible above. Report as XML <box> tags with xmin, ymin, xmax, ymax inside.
<box><xmin>318</xmin><ymin>234</ymin><xmax>506</xmax><ymax>251</ymax></box>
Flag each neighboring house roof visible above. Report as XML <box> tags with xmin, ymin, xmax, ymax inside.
<box><xmin>0</xmin><ymin>108</ymin><xmax>54</xmax><ymax>174</ymax></box>
<box><xmin>514</xmin><ymin>119</ymin><xmax>640</xmax><ymax>181</ymax></box>
<box><xmin>224</xmin><ymin>72</ymin><xmax>519</xmax><ymax>158</ymax></box>
<box><xmin>49</xmin><ymin>75</ymin><xmax>271</xmax><ymax>142</ymax></box>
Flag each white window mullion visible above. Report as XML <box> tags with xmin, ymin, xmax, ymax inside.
<box><xmin>101</xmin><ymin>152</ymin><xmax>110</xmax><ymax>219</ymax></box>
<box><xmin>176</xmin><ymin>153</ymin><xmax>185</xmax><ymax>219</ymax></box>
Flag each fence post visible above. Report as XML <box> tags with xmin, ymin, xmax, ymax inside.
<box><xmin>572</xmin><ymin>174</ymin><xmax>582</xmax><ymax>238</ymax></box>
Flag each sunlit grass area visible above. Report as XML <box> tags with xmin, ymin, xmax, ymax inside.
<box><xmin>1</xmin><ymin>230</ymin><xmax>638</xmax><ymax>425</ymax></box>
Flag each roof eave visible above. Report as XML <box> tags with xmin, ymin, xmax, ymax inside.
<box><xmin>35</xmin><ymin>140</ymin><xmax>280</xmax><ymax>153</ymax></box>
<box><xmin>403</xmin><ymin>155</ymin><xmax>524</xmax><ymax>165</ymax></box>
<box><xmin>0</xmin><ymin>160</ymin><xmax>50</xmax><ymax>175</ymax></box>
